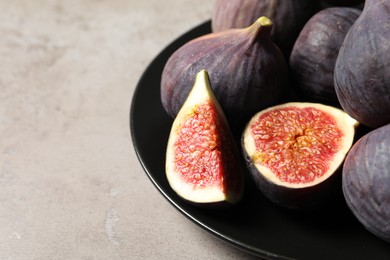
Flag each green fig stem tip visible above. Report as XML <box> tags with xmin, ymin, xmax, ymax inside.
<box><xmin>257</xmin><ymin>16</ymin><xmax>272</xmax><ymax>27</ymax></box>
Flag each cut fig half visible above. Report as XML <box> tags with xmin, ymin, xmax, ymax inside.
<box><xmin>242</xmin><ymin>102</ymin><xmax>358</xmax><ymax>209</ymax></box>
<box><xmin>165</xmin><ymin>70</ymin><xmax>244</xmax><ymax>206</ymax></box>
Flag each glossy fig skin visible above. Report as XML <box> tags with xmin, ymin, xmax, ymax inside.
<box><xmin>342</xmin><ymin>123</ymin><xmax>390</xmax><ymax>243</ymax></box>
<box><xmin>334</xmin><ymin>0</ymin><xmax>390</xmax><ymax>129</ymax></box>
<box><xmin>289</xmin><ymin>7</ymin><xmax>361</xmax><ymax>105</ymax></box>
<box><xmin>211</xmin><ymin>0</ymin><xmax>322</xmax><ymax>59</ymax></box>
<box><xmin>161</xmin><ymin>17</ymin><xmax>290</xmax><ymax>133</ymax></box>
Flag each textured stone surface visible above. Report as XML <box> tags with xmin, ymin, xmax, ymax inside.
<box><xmin>0</xmin><ymin>0</ymin><xmax>259</xmax><ymax>259</ymax></box>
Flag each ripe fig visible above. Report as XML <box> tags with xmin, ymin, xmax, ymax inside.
<box><xmin>242</xmin><ymin>102</ymin><xmax>358</xmax><ymax>209</ymax></box>
<box><xmin>211</xmin><ymin>0</ymin><xmax>322</xmax><ymax>58</ymax></box>
<box><xmin>342</xmin><ymin>123</ymin><xmax>390</xmax><ymax>243</ymax></box>
<box><xmin>334</xmin><ymin>0</ymin><xmax>390</xmax><ymax>129</ymax></box>
<box><xmin>161</xmin><ymin>16</ymin><xmax>289</xmax><ymax>134</ymax></box>
<box><xmin>166</xmin><ymin>70</ymin><xmax>244</xmax><ymax>206</ymax></box>
<box><xmin>290</xmin><ymin>7</ymin><xmax>361</xmax><ymax>105</ymax></box>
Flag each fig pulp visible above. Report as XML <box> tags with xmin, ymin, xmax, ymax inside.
<box><xmin>290</xmin><ymin>7</ymin><xmax>361</xmax><ymax>105</ymax></box>
<box><xmin>242</xmin><ymin>102</ymin><xmax>358</xmax><ymax>209</ymax></box>
<box><xmin>211</xmin><ymin>0</ymin><xmax>321</xmax><ymax>59</ymax></box>
<box><xmin>165</xmin><ymin>70</ymin><xmax>243</xmax><ymax>205</ymax></box>
<box><xmin>161</xmin><ymin>16</ymin><xmax>289</xmax><ymax>134</ymax></box>
<box><xmin>342</xmin><ymin>123</ymin><xmax>390</xmax><ymax>243</ymax></box>
<box><xmin>334</xmin><ymin>0</ymin><xmax>390</xmax><ymax>128</ymax></box>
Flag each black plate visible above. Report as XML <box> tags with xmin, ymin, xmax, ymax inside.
<box><xmin>130</xmin><ymin>21</ymin><xmax>390</xmax><ymax>259</ymax></box>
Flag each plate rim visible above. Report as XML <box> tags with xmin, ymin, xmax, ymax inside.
<box><xmin>129</xmin><ymin>19</ymin><xmax>390</xmax><ymax>260</ymax></box>
<box><xmin>129</xmin><ymin>20</ymin><xmax>287</xmax><ymax>259</ymax></box>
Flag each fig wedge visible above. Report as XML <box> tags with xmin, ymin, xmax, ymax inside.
<box><xmin>166</xmin><ymin>70</ymin><xmax>244</xmax><ymax>206</ymax></box>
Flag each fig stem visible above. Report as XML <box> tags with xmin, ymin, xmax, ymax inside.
<box><xmin>258</xmin><ymin>16</ymin><xmax>273</xmax><ymax>27</ymax></box>
<box><xmin>247</xmin><ymin>16</ymin><xmax>273</xmax><ymax>43</ymax></box>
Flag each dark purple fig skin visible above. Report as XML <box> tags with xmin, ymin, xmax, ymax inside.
<box><xmin>322</xmin><ymin>0</ymin><xmax>365</xmax><ymax>6</ymax></box>
<box><xmin>211</xmin><ymin>0</ymin><xmax>322</xmax><ymax>59</ymax></box>
<box><xmin>289</xmin><ymin>7</ymin><xmax>361</xmax><ymax>106</ymax></box>
<box><xmin>161</xmin><ymin>19</ymin><xmax>290</xmax><ymax>133</ymax></box>
<box><xmin>342</xmin><ymin>123</ymin><xmax>390</xmax><ymax>243</ymax></box>
<box><xmin>241</xmin><ymin>142</ymin><xmax>342</xmax><ymax>209</ymax></box>
<box><xmin>334</xmin><ymin>0</ymin><xmax>390</xmax><ymax>128</ymax></box>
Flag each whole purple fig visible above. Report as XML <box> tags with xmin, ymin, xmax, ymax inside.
<box><xmin>290</xmin><ymin>7</ymin><xmax>361</xmax><ymax>105</ymax></box>
<box><xmin>334</xmin><ymin>0</ymin><xmax>390</xmax><ymax>128</ymax></box>
<box><xmin>211</xmin><ymin>0</ymin><xmax>322</xmax><ymax>59</ymax></box>
<box><xmin>161</xmin><ymin>16</ymin><xmax>290</xmax><ymax>132</ymax></box>
<box><xmin>342</xmin><ymin>123</ymin><xmax>390</xmax><ymax>243</ymax></box>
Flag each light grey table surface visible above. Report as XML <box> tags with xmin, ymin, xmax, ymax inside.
<box><xmin>0</xmin><ymin>0</ymin><xmax>260</xmax><ymax>259</ymax></box>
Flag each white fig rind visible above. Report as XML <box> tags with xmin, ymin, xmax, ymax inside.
<box><xmin>166</xmin><ymin>70</ymin><xmax>242</xmax><ymax>204</ymax></box>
